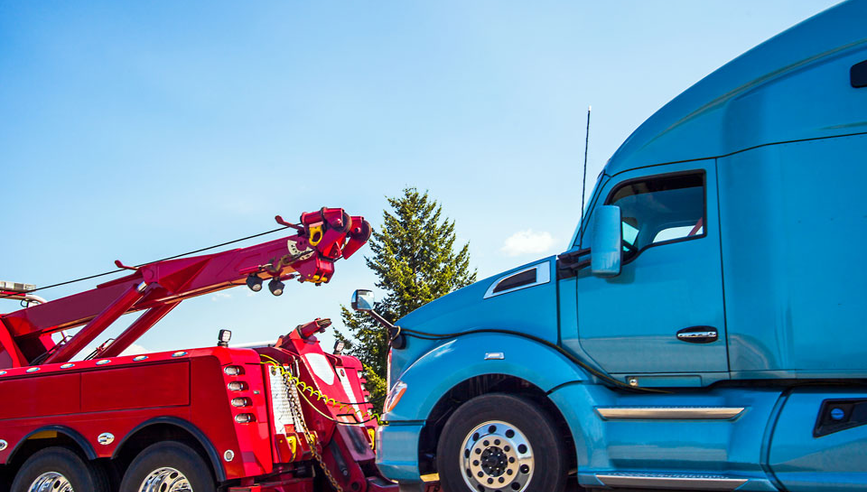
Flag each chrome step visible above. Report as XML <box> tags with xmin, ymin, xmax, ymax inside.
<box><xmin>595</xmin><ymin>472</ymin><xmax>747</xmax><ymax>490</ymax></box>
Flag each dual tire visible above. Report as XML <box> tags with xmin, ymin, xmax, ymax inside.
<box><xmin>11</xmin><ymin>442</ymin><xmax>214</xmax><ymax>492</ymax></box>
<box><xmin>11</xmin><ymin>447</ymin><xmax>108</xmax><ymax>492</ymax></box>
<box><xmin>436</xmin><ymin>394</ymin><xmax>567</xmax><ymax>492</ymax></box>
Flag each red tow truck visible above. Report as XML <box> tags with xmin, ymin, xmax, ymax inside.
<box><xmin>0</xmin><ymin>208</ymin><xmax>396</xmax><ymax>492</ymax></box>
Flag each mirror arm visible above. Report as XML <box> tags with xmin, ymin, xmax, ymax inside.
<box><xmin>366</xmin><ymin>310</ymin><xmax>396</xmax><ymax>331</ymax></box>
<box><xmin>363</xmin><ymin>310</ymin><xmax>405</xmax><ymax>348</ymax></box>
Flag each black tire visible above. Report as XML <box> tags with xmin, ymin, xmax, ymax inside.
<box><xmin>437</xmin><ymin>393</ymin><xmax>567</xmax><ymax>492</ymax></box>
<box><xmin>11</xmin><ymin>446</ymin><xmax>109</xmax><ymax>492</ymax></box>
<box><xmin>119</xmin><ymin>441</ymin><xmax>215</xmax><ymax>492</ymax></box>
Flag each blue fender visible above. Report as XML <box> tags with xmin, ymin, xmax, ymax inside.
<box><xmin>386</xmin><ymin>332</ymin><xmax>590</xmax><ymax>422</ymax></box>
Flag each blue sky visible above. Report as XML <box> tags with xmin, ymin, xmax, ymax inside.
<box><xmin>0</xmin><ymin>1</ymin><xmax>840</xmax><ymax>355</ymax></box>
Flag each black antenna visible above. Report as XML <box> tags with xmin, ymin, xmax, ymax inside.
<box><xmin>579</xmin><ymin>105</ymin><xmax>592</xmax><ymax>231</ymax></box>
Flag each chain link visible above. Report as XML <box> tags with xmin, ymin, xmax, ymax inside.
<box><xmin>282</xmin><ymin>369</ymin><xmax>345</xmax><ymax>492</ymax></box>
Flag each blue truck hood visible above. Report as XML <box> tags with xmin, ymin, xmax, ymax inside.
<box><xmin>390</xmin><ymin>257</ymin><xmax>561</xmax><ymax>382</ymax></box>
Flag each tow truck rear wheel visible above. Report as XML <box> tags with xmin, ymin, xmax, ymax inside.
<box><xmin>120</xmin><ymin>441</ymin><xmax>215</xmax><ymax>492</ymax></box>
<box><xmin>436</xmin><ymin>393</ymin><xmax>566</xmax><ymax>492</ymax></box>
<box><xmin>11</xmin><ymin>446</ymin><xmax>109</xmax><ymax>492</ymax></box>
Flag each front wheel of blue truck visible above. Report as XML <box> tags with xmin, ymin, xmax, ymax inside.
<box><xmin>436</xmin><ymin>393</ymin><xmax>567</xmax><ymax>492</ymax></box>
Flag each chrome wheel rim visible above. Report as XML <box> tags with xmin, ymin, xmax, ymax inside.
<box><xmin>138</xmin><ymin>467</ymin><xmax>192</xmax><ymax>492</ymax></box>
<box><xmin>460</xmin><ymin>420</ymin><xmax>534</xmax><ymax>492</ymax></box>
<box><xmin>29</xmin><ymin>472</ymin><xmax>73</xmax><ymax>492</ymax></box>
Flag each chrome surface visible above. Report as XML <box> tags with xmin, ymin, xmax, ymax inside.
<box><xmin>484</xmin><ymin>352</ymin><xmax>505</xmax><ymax>360</ymax></box>
<box><xmin>223</xmin><ymin>449</ymin><xmax>235</xmax><ymax>462</ymax></box>
<box><xmin>0</xmin><ymin>280</ymin><xmax>36</xmax><ymax>292</ymax></box>
<box><xmin>137</xmin><ymin>466</ymin><xmax>192</xmax><ymax>492</ymax></box>
<box><xmin>596</xmin><ymin>407</ymin><xmax>745</xmax><ymax>420</ymax></box>
<box><xmin>171</xmin><ymin>351</ymin><xmax>187</xmax><ymax>357</ymax></box>
<box><xmin>23</xmin><ymin>293</ymin><xmax>48</xmax><ymax>306</ymax></box>
<box><xmin>677</xmin><ymin>330</ymin><xmax>718</xmax><ymax>340</ymax></box>
<box><xmin>460</xmin><ymin>420</ymin><xmax>534</xmax><ymax>491</ymax></box>
<box><xmin>483</xmin><ymin>263</ymin><xmax>551</xmax><ymax>299</ymax></box>
<box><xmin>0</xmin><ymin>439</ymin><xmax>7</xmax><ymax>451</ymax></box>
<box><xmin>96</xmin><ymin>359</ymin><xmax>110</xmax><ymax>365</ymax></box>
<box><xmin>60</xmin><ymin>363</ymin><xmax>75</xmax><ymax>369</ymax></box>
<box><xmin>133</xmin><ymin>356</ymin><xmax>148</xmax><ymax>362</ymax></box>
<box><xmin>26</xmin><ymin>367</ymin><xmax>40</xmax><ymax>373</ymax></box>
<box><xmin>596</xmin><ymin>473</ymin><xmax>748</xmax><ymax>491</ymax></box>
<box><xmin>97</xmin><ymin>432</ymin><xmax>115</xmax><ymax>445</ymax></box>
<box><xmin>28</xmin><ymin>472</ymin><xmax>72</xmax><ymax>492</ymax></box>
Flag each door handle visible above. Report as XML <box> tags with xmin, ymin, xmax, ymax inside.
<box><xmin>677</xmin><ymin>326</ymin><xmax>718</xmax><ymax>343</ymax></box>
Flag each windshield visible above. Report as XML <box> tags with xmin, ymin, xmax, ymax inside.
<box><xmin>570</xmin><ymin>173</ymin><xmax>609</xmax><ymax>249</ymax></box>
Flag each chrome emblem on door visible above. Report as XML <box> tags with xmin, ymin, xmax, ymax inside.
<box><xmin>97</xmin><ymin>433</ymin><xmax>115</xmax><ymax>445</ymax></box>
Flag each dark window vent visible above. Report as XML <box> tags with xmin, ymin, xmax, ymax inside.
<box><xmin>492</xmin><ymin>269</ymin><xmax>537</xmax><ymax>294</ymax></box>
<box><xmin>850</xmin><ymin>60</ymin><xmax>867</xmax><ymax>88</ymax></box>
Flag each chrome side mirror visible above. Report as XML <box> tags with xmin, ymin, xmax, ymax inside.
<box><xmin>591</xmin><ymin>205</ymin><xmax>623</xmax><ymax>277</ymax></box>
<box><xmin>350</xmin><ymin>289</ymin><xmax>404</xmax><ymax>348</ymax></box>
<box><xmin>351</xmin><ymin>289</ymin><xmax>376</xmax><ymax>312</ymax></box>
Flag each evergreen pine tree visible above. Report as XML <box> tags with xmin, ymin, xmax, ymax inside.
<box><xmin>337</xmin><ymin>188</ymin><xmax>476</xmax><ymax>407</ymax></box>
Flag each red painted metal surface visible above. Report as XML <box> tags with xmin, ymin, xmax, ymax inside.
<box><xmin>0</xmin><ymin>209</ymin><xmax>394</xmax><ymax>491</ymax></box>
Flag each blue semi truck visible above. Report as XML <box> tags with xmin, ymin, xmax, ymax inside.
<box><xmin>360</xmin><ymin>2</ymin><xmax>867</xmax><ymax>491</ymax></box>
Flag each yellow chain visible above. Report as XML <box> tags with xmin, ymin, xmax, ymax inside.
<box><xmin>262</xmin><ymin>356</ymin><xmax>384</xmax><ymax>492</ymax></box>
<box><xmin>262</xmin><ymin>355</ymin><xmax>383</xmax><ymax>424</ymax></box>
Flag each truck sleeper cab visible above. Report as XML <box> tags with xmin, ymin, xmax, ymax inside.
<box><xmin>374</xmin><ymin>3</ymin><xmax>867</xmax><ymax>491</ymax></box>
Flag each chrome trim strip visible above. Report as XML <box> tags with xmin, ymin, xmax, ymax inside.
<box><xmin>596</xmin><ymin>474</ymin><xmax>747</xmax><ymax>491</ymax></box>
<box><xmin>596</xmin><ymin>407</ymin><xmax>745</xmax><ymax>420</ymax></box>
<box><xmin>483</xmin><ymin>262</ymin><xmax>551</xmax><ymax>299</ymax></box>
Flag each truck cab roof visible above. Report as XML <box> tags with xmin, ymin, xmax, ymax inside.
<box><xmin>604</xmin><ymin>0</ymin><xmax>867</xmax><ymax>178</ymax></box>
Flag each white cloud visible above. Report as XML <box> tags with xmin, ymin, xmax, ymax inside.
<box><xmin>211</xmin><ymin>291</ymin><xmax>232</xmax><ymax>302</ymax></box>
<box><xmin>500</xmin><ymin>229</ymin><xmax>556</xmax><ymax>257</ymax></box>
<box><xmin>120</xmin><ymin>343</ymin><xmax>149</xmax><ymax>356</ymax></box>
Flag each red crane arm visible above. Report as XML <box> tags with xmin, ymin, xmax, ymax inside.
<box><xmin>0</xmin><ymin>208</ymin><xmax>371</xmax><ymax>367</ymax></box>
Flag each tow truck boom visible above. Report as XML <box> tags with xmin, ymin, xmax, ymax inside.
<box><xmin>0</xmin><ymin>208</ymin><xmax>370</xmax><ymax>367</ymax></box>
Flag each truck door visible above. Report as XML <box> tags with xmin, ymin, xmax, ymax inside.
<box><xmin>573</xmin><ymin>160</ymin><xmax>728</xmax><ymax>380</ymax></box>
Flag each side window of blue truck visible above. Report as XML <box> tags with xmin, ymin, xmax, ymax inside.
<box><xmin>607</xmin><ymin>171</ymin><xmax>705</xmax><ymax>257</ymax></box>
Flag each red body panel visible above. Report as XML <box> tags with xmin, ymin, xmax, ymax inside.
<box><xmin>81</xmin><ymin>362</ymin><xmax>190</xmax><ymax>412</ymax></box>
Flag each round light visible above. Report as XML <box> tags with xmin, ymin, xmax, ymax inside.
<box><xmin>234</xmin><ymin>413</ymin><xmax>254</xmax><ymax>424</ymax></box>
<box><xmin>172</xmin><ymin>351</ymin><xmax>188</xmax><ymax>358</ymax></box>
<box><xmin>246</xmin><ymin>275</ymin><xmax>263</xmax><ymax>292</ymax></box>
<box><xmin>26</xmin><ymin>367</ymin><xmax>40</xmax><ymax>373</ymax></box>
<box><xmin>268</xmin><ymin>278</ymin><xmax>285</xmax><ymax>297</ymax></box>
<box><xmin>224</xmin><ymin>365</ymin><xmax>243</xmax><ymax>376</ymax></box>
<box><xmin>227</xmin><ymin>381</ymin><xmax>247</xmax><ymax>391</ymax></box>
<box><xmin>133</xmin><ymin>356</ymin><xmax>148</xmax><ymax>362</ymax></box>
<box><xmin>231</xmin><ymin>397</ymin><xmax>251</xmax><ymax>408</ymax></box>
<box><xmin>61</xmin><ymin>363</ymin><xmax>75</xmax><ymax>369</ymax></box>
<box><xmin>96</xmin><ymin>360</ymin><xmax>110</xmax><ymax>365</ymax></box>
<box><xmin>224</xmin><ymin>450</ymin><xmax>235</xmax><ymax>462</ymax></box>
